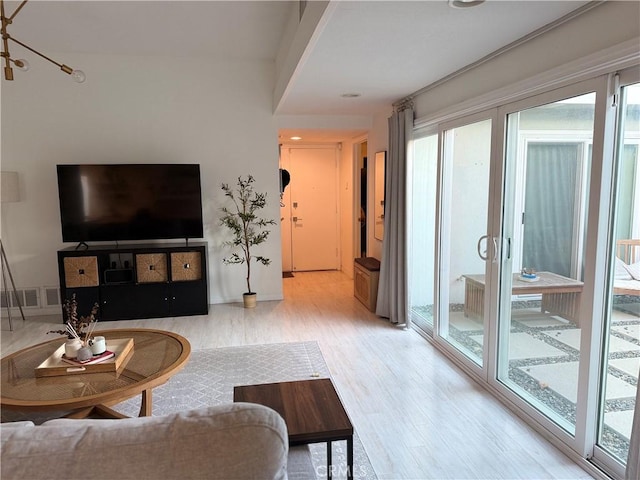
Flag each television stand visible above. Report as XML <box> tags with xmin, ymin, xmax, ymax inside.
<box><xmin>74</xmin><ymin>242</ymin><xmax>89</xmax><ymax>251</ymax></box>
<box><xmin>57</xmin><ymin>242</ymin><xmax>209</xmax><ymax>322</ymax></box>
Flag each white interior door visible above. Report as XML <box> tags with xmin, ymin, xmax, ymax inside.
<box><xmin>288</xmin><ymin>147</ymin><xmax>339</xmax><ymax>271</ymax></box>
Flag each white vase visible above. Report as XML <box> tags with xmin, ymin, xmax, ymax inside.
<box><xmin>64</xmin><ymin>338</ymin><xmax>83</xmax><ymax>358</ymax></box>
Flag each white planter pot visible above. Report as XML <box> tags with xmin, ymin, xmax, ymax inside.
<box><xmin>243</xmin><ymin>293</ymin><xmax>257</xmax><ymax>308</ymax></box>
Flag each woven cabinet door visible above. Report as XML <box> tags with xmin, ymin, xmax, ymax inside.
<box><xmin>170</xmin><ymin>252</ymin><xmax>202</xmax><ymax>282</ymax></box>
<box><xmin>136</xmin><ymin>254</ymin><xmax>168</xmax><ymax>283</ymax></box>
<box><xmin>63</xmin><ymin>256</ymin><xmax>99</xmax><ymax>288</ymax></box>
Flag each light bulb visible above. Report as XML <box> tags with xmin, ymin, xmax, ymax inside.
<box><xmin>71</xmin><ymin>69</ymin><xmax>86</xmax><ymax>83</ymax></box>
<box><xmin>13</xmin><ymin>59</ymin><xmax>30</xmax><ymax>71</ymax></box>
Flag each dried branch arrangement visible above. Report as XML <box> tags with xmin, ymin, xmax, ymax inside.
<box><xmin>48</xmin><ymin>293</ymin><xmax>99</xmax><ymax>341</ymax></box>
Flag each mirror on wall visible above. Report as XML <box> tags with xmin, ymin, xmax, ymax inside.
<box><xmin>374</xmin><ymin>151</ymin><xmax>386</xmax><ymax>241</ymax></box>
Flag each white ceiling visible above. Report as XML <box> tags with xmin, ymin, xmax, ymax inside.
<box><xmin>5</xmin><ymin>1</ymin><xmax>294</xmax><ymax>60</ymax></box>
<box><xmin>3</xmin><ymin>0</ymin><xmax>592</xmax><ymax>141</ymax></box>
<box><xmin>279</xmin><ymin>0</ymin><xmax>591</xmax><ymax>116</ymax></box>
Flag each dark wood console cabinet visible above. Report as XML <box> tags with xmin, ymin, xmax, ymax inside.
<box><xmin>57</xmin><ymin>242</ymin><xmax>208</xmax><ymax>322</ymax></box>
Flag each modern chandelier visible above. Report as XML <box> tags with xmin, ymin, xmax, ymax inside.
<box><xmin>0</xmin><ymin>0</ymin><xmax>85</xmax><ymax>82</ymax></box>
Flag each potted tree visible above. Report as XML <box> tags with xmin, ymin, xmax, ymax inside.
<box><xmin>220</xmin><ymin>175</ymin><xmax>276</xmax><ymax>308</ymax></box>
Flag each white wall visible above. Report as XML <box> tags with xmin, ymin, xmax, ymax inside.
<box><xmin>367</xmin><ymin>109</ymin><xmax>391</xmax><ymax>260</ymax></box>
<box><xmin>1</xmin><ymin>53</ymin><xmax>284</xmax><ymax>310</ymax></box>
<box><xmin>410</xmin><ymin>133</ymin><xmax>438</xmax><ymax>308</ymax></box>
<box><xmin>339</xmin><ymin>137</ymin><xmax>356</xmax><ymax>278</ymax></box>
<box><xmin>447</xmin><ymin>120</ymin><xmax>492</xmax><ymax>304</ymax></box>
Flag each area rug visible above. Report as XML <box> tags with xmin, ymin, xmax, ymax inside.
<box><xmin>111</xmin><ymin>341</ymin><xmax>376</xmax><ymax>480</ymax></box>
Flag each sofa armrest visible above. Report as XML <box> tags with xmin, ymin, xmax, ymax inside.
<box><xmin>2</xmin><ymin>403</ymin><xmax>288</xmax><ymax>480</ymax></box>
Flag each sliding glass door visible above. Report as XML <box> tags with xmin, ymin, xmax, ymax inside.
<box><xmin>438</xmin><ymin>115</ymin><xmax>494</xmax><ymax>368</ymax></box>
<box><xmin>409</xmin><ymin>131</ymin><xmax>438</xmax><ymax>333</ymax></box>
<box><xmin>594</xmin><ymin>77</ymin><xmax>640</xmax><ymax>475</ymax></box>
<box><xmin>497</xmin><ymin>90</ymin><xmax>595</xmax><ymax>435</ymax></box>
<box><xmin>407</xmin><ymin>68</ymin><xmax>639</xmax><ymax>478</ymax></box>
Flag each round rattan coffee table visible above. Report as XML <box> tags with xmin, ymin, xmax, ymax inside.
<box><xmin>1</xmin><ymin>328</ymin><xmax>190</xmax><ymax>419</ymax></box>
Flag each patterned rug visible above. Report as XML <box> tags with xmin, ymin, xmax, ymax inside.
<box><xmin>1</xmin><ymin>341</ymin><xmax>375</xmax><ymax>479</ymax></box>
<box><xmin>110</xmin><ymin>341</ymin><xmax>376</xmax><ymax>480</ymax></box>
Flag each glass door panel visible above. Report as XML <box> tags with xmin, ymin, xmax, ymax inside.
<box><xmin>409</xmin><ymin>133</ymin><xmax>438</xmax><ymax>333</ymax></box>
<box><xmin>439</xmin><ymin>118</ymin><xmax>492</xmax><ymax>367</ymax></box>
<box><xmin>498</xmin><ymin>93</ymin><xmax>595</xmax><ymax>435</ymax></box>
<box><xmin>597</xmin><ymin>81</ymin><xmax>640</xmax><ymax>465</ymax></box>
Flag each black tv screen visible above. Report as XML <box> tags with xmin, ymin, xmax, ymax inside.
<box><xmin>57</xmin><ymin>164</ymin><xmax>204</xmax><ymax>243</ymax></box>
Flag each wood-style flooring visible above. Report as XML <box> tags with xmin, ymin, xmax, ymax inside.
<box><xmin>1</xmin><ymin>271</ymin><xmax>595</xmax><ymax>479</ymax></box>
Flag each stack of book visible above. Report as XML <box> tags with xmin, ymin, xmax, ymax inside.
<box><xmin>62</xmin><ymin>349</ymin><xmax>115</xmax><ymax>366</ymax></box>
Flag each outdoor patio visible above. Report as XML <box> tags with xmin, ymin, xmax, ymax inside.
<box><xmin>441</xmin><ymin>298</ymin><xmax>640</xmax><ymax>460</ymax></box>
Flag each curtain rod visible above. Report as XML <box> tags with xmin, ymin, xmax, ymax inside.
<box><xmin>393</xmin><ymin>1</ymin><xmax>605</xmax><ymax>108</ymax></box>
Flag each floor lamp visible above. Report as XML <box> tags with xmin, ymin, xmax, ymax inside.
<box><xmin>1</xmin><ymin>171</ymin><xmax>26</xmax><ymax>330</ymax></box>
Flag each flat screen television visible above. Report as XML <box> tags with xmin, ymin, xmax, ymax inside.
<box><xmin>57</xmin><ymin>164</ymin><xmax>204</xmax><ymax>243</ymax></box>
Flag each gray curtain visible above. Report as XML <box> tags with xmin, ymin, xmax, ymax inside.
<box><xmin>522</xmin><ymin>143</ymin><xmax>579</xmax><ymax>277</ymax></box>
<box><xmin>626</xmin><ymin>370</ymin><xmax>639</xmax><ymax>480</ymax></box>
<box><xmin>376</xmin><ymin>105</ymin><xmax>413</xmax><ymax>325</ymax></box>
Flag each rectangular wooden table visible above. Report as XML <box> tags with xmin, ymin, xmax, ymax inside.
<box><xmin>463</xmin><ymin>271</ymin><xmax>584</xmax><ymax>326</ymax></box>
<box><xmin>234</xmin><ymin>378</ymin><xmax>354</xmax><ymax>480</ymax></box>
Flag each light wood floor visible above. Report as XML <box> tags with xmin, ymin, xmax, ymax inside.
<box><xmin>1</xmin><ymin>271</ymin><xmax>594</xmax><ymax>479</ymax></box>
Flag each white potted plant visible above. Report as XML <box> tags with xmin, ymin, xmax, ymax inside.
<box><xmin>220</xmin><ymin>175</ymin><xmax>276</xmax><ymax>308</ymax></box>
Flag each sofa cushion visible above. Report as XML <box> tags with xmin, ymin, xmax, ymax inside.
<box><xmin>2</xmin><ymin>403</ymin><xmax>288</xmax><ymax>480</ymax></box>
<box><xmin>615</xmin><ymin>257</ymin><xmax>633</xmax><ymax>280</ymax></box>
<box><xmin>624</xmin><ymin>260</ymin><xmax>640</xmax><ymax>281</ymax></box>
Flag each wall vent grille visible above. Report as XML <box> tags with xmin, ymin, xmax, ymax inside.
<box><xmin>0</xmin><ymin>288</ymin><xmax>40</xmax><ymax>309</ymax></box>
<box><xmin>43</xmin><ymin>287</ymin><xmax>61</xmax><ymax>307</ymax></box>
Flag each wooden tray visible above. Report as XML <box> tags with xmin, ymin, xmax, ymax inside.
<box><xmin>35</xmin><ymin>338</ymin><xmax>135</xmax><ymax>378</ymax></box>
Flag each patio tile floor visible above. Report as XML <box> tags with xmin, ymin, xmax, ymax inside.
<box><xmin>439</xmin><ymin>301</ymin><xmax>640</xmax><ymax>461</ymax></box>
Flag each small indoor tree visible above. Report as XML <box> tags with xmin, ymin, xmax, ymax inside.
<box><xmin>220</xmin><ymin>175</ymin><xmax>276</xmax><ymax>307</ymax></box>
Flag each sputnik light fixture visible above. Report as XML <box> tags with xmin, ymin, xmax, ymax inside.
<box><xmin>1</xmin><ymin>0</ymin><xmax>85</xmax><ymax>82</ymax></box>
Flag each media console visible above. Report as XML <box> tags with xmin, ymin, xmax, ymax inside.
<box><xmin>57</xmin><ymin>242</ymin><xmax>209</xmax><ymax>322</ymax></box>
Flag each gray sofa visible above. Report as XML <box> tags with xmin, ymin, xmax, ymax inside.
<box><xmin>1</xmin><ymin>402</ymin><xmax>317</xmax><ymax>480</ymax></box>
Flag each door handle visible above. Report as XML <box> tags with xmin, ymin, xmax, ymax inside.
<box><xmin>293</xmin><ymin>217</ymin><xmax>303</xmax><ymax>222</ymax></box>
<box><xmin>477</xmin><ymin>235</ymin><xmax>489</xmax><ymax>261</ymax></box>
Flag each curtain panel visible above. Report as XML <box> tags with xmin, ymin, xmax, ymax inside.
<box><xmin>376</xmin><ymin>105</ymin><xmax>413</xmax><ymax>325</ymax></box>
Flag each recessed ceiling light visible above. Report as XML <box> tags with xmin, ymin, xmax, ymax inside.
<box><xmin>290</xmin><ymin>136</ymin><xmax>302</xmax><ymax>141</ymax></box>
<box><xmin>340</xmin><ymin>93</ymin><xmax>361</xmax><ymax>98</ymax></box>
<box><xmin>449</xmin><ymin>0</ymin><xmax>485</xmax><ymax>8</ymax></box>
